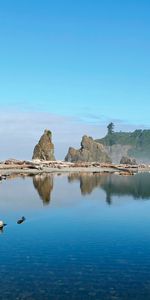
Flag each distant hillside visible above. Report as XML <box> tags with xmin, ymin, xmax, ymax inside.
<box><xmin>95</xmin><ymin>126</ymin><xmax>150</xmax><ymax>163</ymax></box>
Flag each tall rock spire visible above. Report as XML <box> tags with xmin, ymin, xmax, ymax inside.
<box><xmin>32</xmin><ymin>129</ymin><xmax>55</xmax><ymax>161</ymax></box>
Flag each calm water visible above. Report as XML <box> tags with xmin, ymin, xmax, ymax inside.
<box><xmin>0</xmin><ymin>173</ymin><xmax>150</xmax><ymax>299</ymax></box>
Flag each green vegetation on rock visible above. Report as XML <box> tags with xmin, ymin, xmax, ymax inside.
<box><xmin>96</xmin><ymin>125</ymin><xmax>150</xmax><ymax>162</ymax></box>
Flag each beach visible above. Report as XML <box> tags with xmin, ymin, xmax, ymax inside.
<box><xmin>0</xmin><ymin>159</ymin><xmax>148</xmax><ymax>179</ymax></box>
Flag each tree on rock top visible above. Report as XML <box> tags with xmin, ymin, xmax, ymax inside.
<box><xmin>107</xmin><ymin>122</ymin><xmax>114</xmax><ymax>135</ymax></box>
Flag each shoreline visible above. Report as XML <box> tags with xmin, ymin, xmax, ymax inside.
<box><xmin>0</xmin><ymin>159</ymin><xmax>149</xmax><ymax>180</ymax></box>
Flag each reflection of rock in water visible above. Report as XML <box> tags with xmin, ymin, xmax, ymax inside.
<box><xmin>68</xmin><ymin>172</ymin><xmax>150</xmax><ymax>204</ymax></box>
<box><xmin>0</xmin><ymin>228</ymin><xmax>4</xmax><ymax>234</ymax></box>
<box><xmin>68</xmin><ymin>173</ymin><xmax>106</xmax><ymax>195</ymax></box>
<box><xmin>33</xmin><ymin>175</ymin><xmax>53</xmax><ymax>205</ymax></box>
<box><xmin>101</xmin><ymin>173</ymin><xmax>150</xmax><ymax>201</ymax></box>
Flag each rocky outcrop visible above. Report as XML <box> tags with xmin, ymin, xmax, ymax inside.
<box><xmin>104</xmin><ymin>144</ymin><xmax>132</xmax><ymax>164</ymax></box>
<box><xmin>120</xmin><ymin>156</ymin><xmax>137</xmax><ymax>165</ymax></box>
<box><xmin>65</xmin><ymin>135</ymin><xmax>112</xmax><ymax>163</ymax></box>
<box><xmin>96</xmin><ymin>127</ymin><xmax>150</xmax><ymax>164</ymax></box>
<box><xmin>32</xmin><ymin>130</ymin><xmax>55</xmax><ymax>161</ymax></box>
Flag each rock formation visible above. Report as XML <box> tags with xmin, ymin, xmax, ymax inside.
<box><xmin>65</xmin><ymin>135</ymin><xmax>111</xmax><ymax>163</ymax></box>
<box><xmin>32</xmin><ymin>129</ymin><xmax>55</xmax><ymax>161</ymax></box>
<box><xmin>96</xmin><ymin>126</ymin><xmax>150</xmax><ymax>163</ymax></box>
<box><xmin>104</xmin><ymin>144</ymin><xmax>132</xmax><ymax>164</ymax></box>
<box><xmin>120</xmin><ymin>156</ymin><xmax>137</xmax><ymax>165</ymax></box>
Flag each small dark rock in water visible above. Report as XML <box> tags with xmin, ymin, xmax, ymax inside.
<box><xmin>0</xmin><ymin>221</ymin><xmax>7</xmax><ymax>228</ymax></box>
<box><xmin>17</xmin><ymin>216</ymin><xmax>26</xmax><ymax>224</ymax></box>
<box><xmin>0</xmin><ymin>223</ymin><xmax>7</xmax><ymax>233</ymax></box>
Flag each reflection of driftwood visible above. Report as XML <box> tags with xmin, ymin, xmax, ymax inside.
<box><xmin>0</xmin><ymin>159</ymin><xmax>148</xmax><ymax>181</ymax></box>
<box><xmin>33</xmin><ymin>175</ymin><xmax>53</xmax><ymax>205</ymax></box>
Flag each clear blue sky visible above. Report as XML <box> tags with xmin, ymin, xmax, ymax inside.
<box><xmin>0</xmin><ymin>0</ymin><xmax>150</xmax><ymax>125</ymax></box>
<box><xmin>0</xmin><ymin>0</ymin><xmax>150</xmax><ymax>159</ymax></box>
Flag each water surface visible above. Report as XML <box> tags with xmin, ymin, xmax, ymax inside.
<box><xmin>0</xmin><ymin>172</ymin><xmax>150</xmax><ymax>299</ymax></box>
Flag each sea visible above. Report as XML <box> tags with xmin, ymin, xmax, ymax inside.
<box><xmin>0</xmin><ymin>172</ymin><xmax>150</xmax><ymax>300</ymax></box>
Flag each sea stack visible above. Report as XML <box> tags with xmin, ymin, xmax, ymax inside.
<box><xmin>32</xmin><ymin>129</ymin><xmax>56</xmax><ymax>161</ymax></box>
<box><xmin>120</xmin><ymin>156</ymin><xmax>137</xmax><ymax>165</ymax></box>
<box><xmin>65</xmin><ymin>135</ymin><xmax>111</xmax><ymax>163</ymax></box>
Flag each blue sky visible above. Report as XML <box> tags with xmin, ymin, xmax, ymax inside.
<box><xmin>0</xmin><ymin>0</ymin><xmax>150</xmax><ymax>159</ymax></box>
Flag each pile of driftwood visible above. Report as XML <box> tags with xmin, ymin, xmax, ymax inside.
<box><xmin>0</xmin><ymin>158</ymin><xmax>147</xmax><ymax>180</ymax></box>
